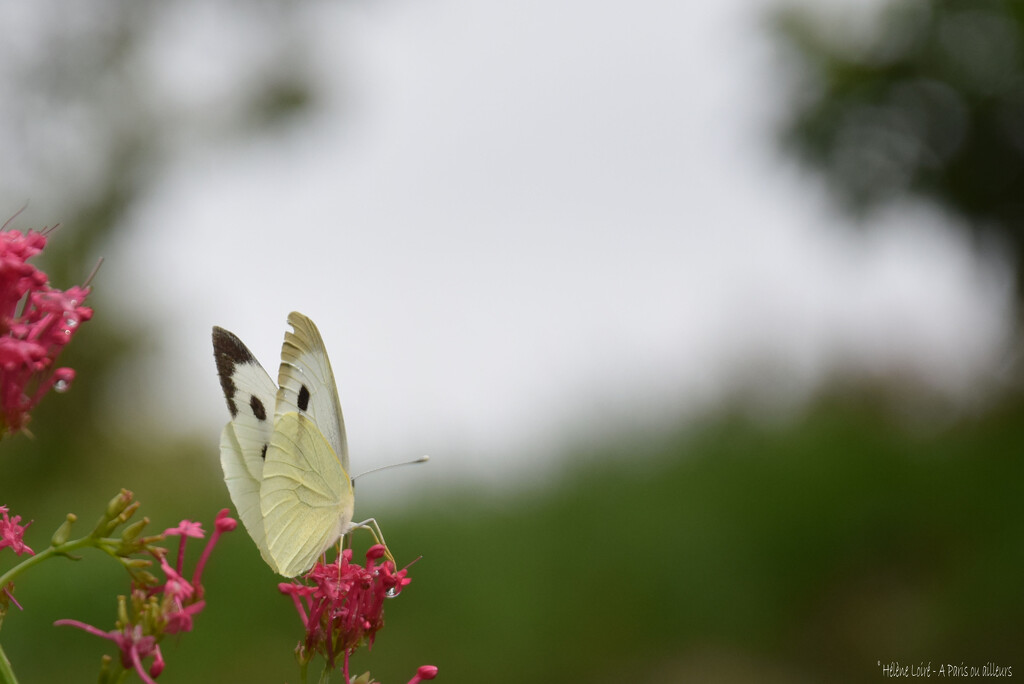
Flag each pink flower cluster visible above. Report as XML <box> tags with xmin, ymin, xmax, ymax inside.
<box><xmin>1</xmin><ymin>505</ymin><xmax>34</xmax><ymax>611</ymax></box>
<box><xmin>0</xmin><ymin>505</ymin><xmax>33</xmax><ymax>557</ymax></box>
<box><xmin>0</xmin><ymin>227</ymin><xmax>92</xmax><ymax>435</ymax></box>
<box><xmin>280</xmin><ymin>544</ymin><xmax>425</xmax><ymax>680</ymax></box>
<box><xmin>56</xmin><ymin>510</ymin><xmax>237</xmax><ymax>684</ymax></box>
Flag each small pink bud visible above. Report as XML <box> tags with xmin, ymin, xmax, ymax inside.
<box><xmin>408</xmin><ymin>664</ymin><xmax>439</xmax><ymax>683</ymax></box>
<box><xmin>214</xmin><ymin>509</ymin><xmax>237</xmax><ymax>532</ymax></box>
<box><xmin>149</xmin><ymin>647</ymin><xmax>165</xmax><ymax>678</ymax></box>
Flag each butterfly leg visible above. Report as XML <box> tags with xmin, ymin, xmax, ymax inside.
<box><xmin>350</xmin><ymin>517</ymin><xmax>396</xmax><ymax>565</ymax></box>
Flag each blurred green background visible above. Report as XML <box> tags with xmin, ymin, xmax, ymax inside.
<box><xmin>5</xmin><ymin>394</ymin><xmax>1024</xmax><ymax>683</ymax></box>
<box><xmin>3</xmin><ymin>0</ymin><xmax>1024</xmax><ymax>682</ymax></box>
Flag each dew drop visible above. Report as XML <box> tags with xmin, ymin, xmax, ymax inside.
<box><xmin>385</xmin><ymin>588</ymin><xmax>400</xmax><ymax>599</ymax></box>
<box><xmin>54</xmin><ymin>379</ymin><xmax>69</xmax><ymax>393</ymax></box>
<box><xmin>64</xmin><ymin>315</ymin><xmax>79</xmax><ymax>329</ymax></box>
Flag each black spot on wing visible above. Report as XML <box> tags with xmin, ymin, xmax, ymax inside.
<box><xmin>260</xmin><ymin>444</ymin><xmax>267</xmax><ymax>460</ymax></box>
<box><xmin>298</xmin><ymin>385</ymin><xmax>311</xmax><ymax>412</ymax></box>
<box><xmin>212</xmin><ymin>326</ymin><xmax>259</xmax><ymax>419</ymax></box>
<box><xmin>250</xmin><ymin>395</ymin><xmax>267</xmax><ymax>422</ymax></box>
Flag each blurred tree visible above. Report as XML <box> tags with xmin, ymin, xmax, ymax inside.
<box><xmin>774</xmin><ymin>0</ymin><xmax>1024</xmax><ymax>294</ymax></box>
<box><xmin>0</xmin><ymin>1</ymin><xmax>323</xmax><ymax>470</ymax></box>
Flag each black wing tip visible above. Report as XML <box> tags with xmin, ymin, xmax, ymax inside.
<box><xmin>213</xmin><ymin>327</ymin><xmax>258</xmax><ymax>365</ymax></box>
<box><xmin>212</xmin><ymin>326</ymin><xmax>260</xmax><ymax>418</ymax></box>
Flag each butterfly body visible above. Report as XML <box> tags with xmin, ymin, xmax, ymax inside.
<box><xmin>213</xmin><ymin>312</ymin><xmax>354</xmax><ymax>577</ymax></box>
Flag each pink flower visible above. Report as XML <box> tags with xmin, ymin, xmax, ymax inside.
<box><xmin>280</xmin><ymin>544</ymin><xmax>412</xmax><ymax>680</ymax></box>
<box><xmin>154</xmin><ymin>509</ymin><xmax>235</xmax><ymax>632</ymax></box>
<box><xmin>163</xmin><ymin>519</ymin><xmax>205</xmax><ymax>585</ymax></box>
<box><xmin>163</xmin><ymin>520</ymin><xmax>204</xmax><ymax>539</ymax></box>
<box><xmin>157</xmin><ymin>556</ymin><xmax>197</xmax><ymax>633</ymax></box>
<box><xmin>0</xmin><ymin>227</ymin><xmax>93</xmax><ymax>435</ymax></box>
<box><xmin>52</xmin><ymin>620</ymin><xmax>165</xmax><ymax>684</ymax></box>
<box><xmin>0</xmin><ymin>505</ymin><xmax>31</xmax><ymax>611</ymax></box>
<box><xmin>56</xmin><ymin>510</ymin><xmax>236</xmax><ymax>681</ymax></box>
<box><xmin>0</xmin><ymin>505</ymin><xmax>34</xmax><ymax>556</ymax></box>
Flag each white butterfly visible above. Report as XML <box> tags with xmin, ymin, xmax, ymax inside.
<box><xmin>213</xmin><ymin>312</ymin><xmax>377</xmax><ymax>577</ymax></box>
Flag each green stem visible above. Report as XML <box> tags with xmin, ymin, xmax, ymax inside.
<box><xmin>0</xmin><ymin>641</ymin><xmax>19</xmax><ymax>684</ymax></box>
<box><xmin>0</xmin><ymin>535</ymin><xmax>118</xmax><ymax>684</ymax></box>
<box><xmin>0</xmin><ymin>536</ymin><xmax>94</xmax><ymax>590</ymax></box>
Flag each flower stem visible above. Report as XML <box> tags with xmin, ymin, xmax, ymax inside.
<box><xmin>0</xmin><ymin>536</ymin><xmax>96</xmax><ymax>589</ymax></box>
<box><xmin>0</xmin><ymin>641</ymin><xmax>19</xmax><ymax>684</ymax></box>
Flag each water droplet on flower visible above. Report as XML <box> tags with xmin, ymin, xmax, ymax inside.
<box><xmin>54</xmin><ymin>379</ymin><xmax>69</xmax><ymax>393</ymax></box>
<box><xmin>385</xmin><ymin>588</ymin><xmax>399</xmax><ymax>599</ymax></box>
<box><xmin>64</xmin><ymin>315</ymin><xmax>79</xmax><ymax>329</ymax></box>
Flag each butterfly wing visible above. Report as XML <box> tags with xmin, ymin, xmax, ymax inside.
<box><xmin>261</xmin><ymin>411</ymin><xmax>355</xmax><ymax>577</ymax></box>
<box><xmin>212</xmin><ymin>326</ymin><xmax>277</xmax><ymax>567</ymax></box>
<box><xmin>275</xmin><ymin>312</ymin><xmax>349</xmax><ymax>474</ymax></box>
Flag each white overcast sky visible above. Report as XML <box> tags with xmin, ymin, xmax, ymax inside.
<box><xmin>78</xmin><ymin>0</ymin><xmax>1015</xmax><ymax>488</ymax></box>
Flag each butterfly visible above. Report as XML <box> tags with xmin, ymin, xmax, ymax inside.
<box><xmin>212</xmin><ymin>312</ymin><xmax>379</xmax><ymax>577</ymax></box>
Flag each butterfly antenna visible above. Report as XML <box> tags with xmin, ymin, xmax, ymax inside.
<box><xmin>351</xmin><ymin>455</ymin><xmax>429</xmax><ymax>483</ymax></box>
